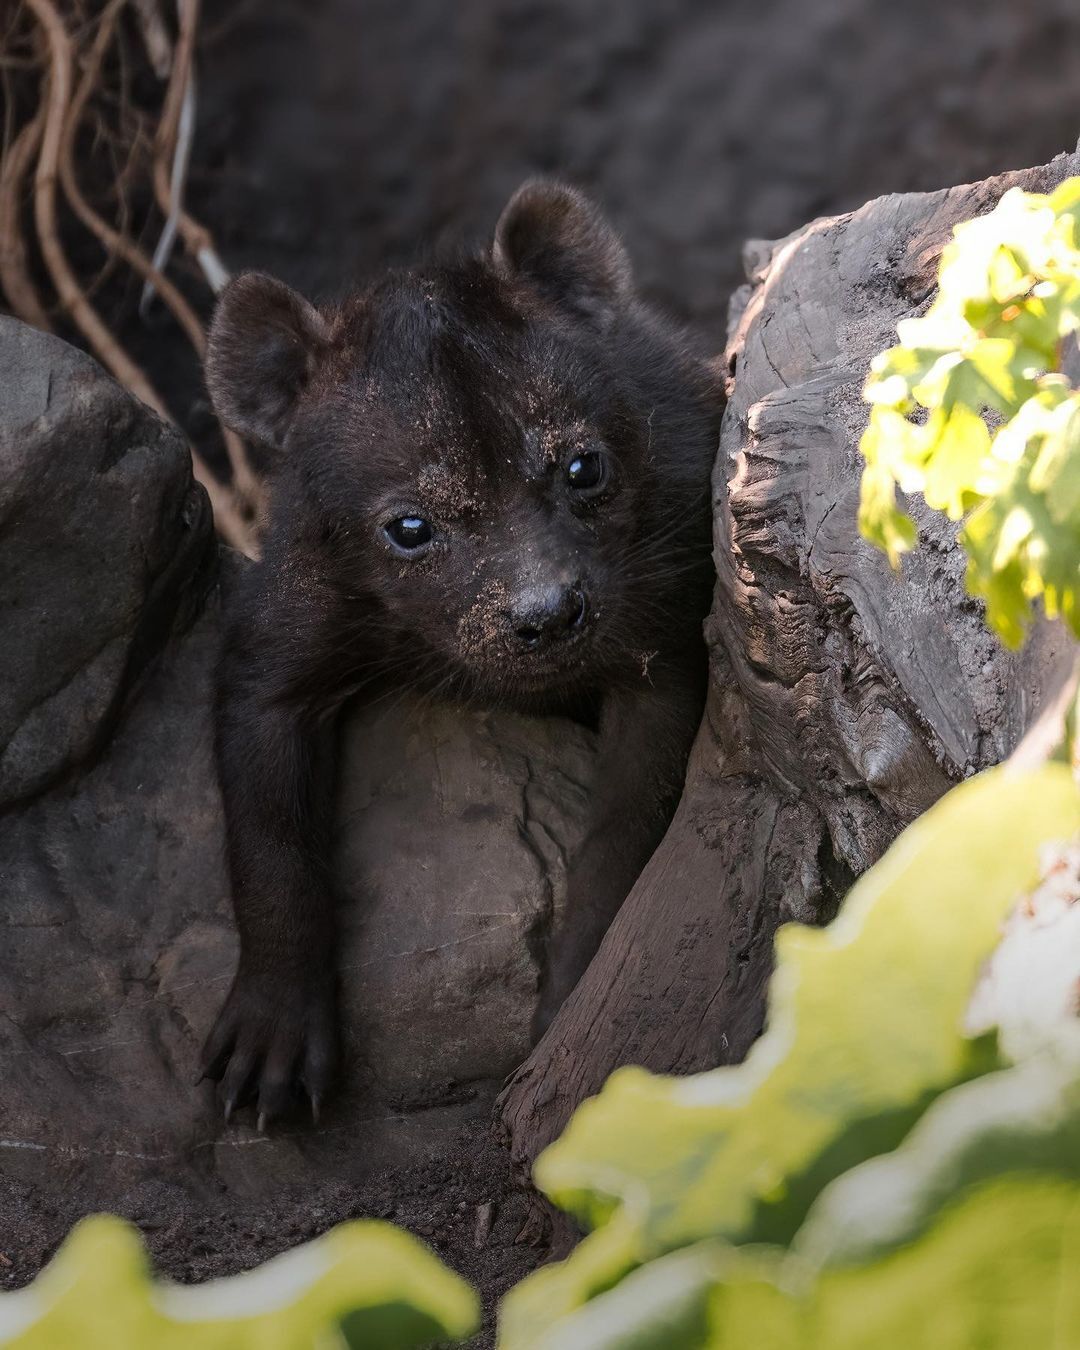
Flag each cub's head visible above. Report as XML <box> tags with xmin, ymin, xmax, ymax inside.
<box><xmin>207</xmin><ymin>182</ymin><xmax>717</xmax><ymax>706</ymax></box>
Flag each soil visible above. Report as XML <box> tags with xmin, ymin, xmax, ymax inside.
<box><xmin>0</xmin><ymin>1097</ymin><xmax>540</xmax><ymax>1347</ymax></box>
<box><xmin>7</xmin><ymin>0</ymin><xmax>1080</xmax><ymax>1342</ymax></box>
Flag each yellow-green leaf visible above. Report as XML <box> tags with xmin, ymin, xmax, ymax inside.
<box><xmin>524</xmin><ymin>1178</ymin><xmax>1080</xmax><ymax>1350</ymax></box>
<box><xmin>499</xmin><ymin>766</ymin><xmax>1080</xmax><ymax>1348</ymax></box>
<box><xmin>0</xmin><ymin>1216</ymin><xmax>479</xmax><ymax>1350</ymax></box>
<box><xmin>858</xmin><ymin>175</ymin><xmax>1080</xmax><ymax>642</ymax></box>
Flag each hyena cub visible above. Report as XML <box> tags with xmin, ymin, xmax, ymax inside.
<box><xmin>201</xmin><ymin>182</ymin><xmax>721</xmax><ymax>1123</ymax></box>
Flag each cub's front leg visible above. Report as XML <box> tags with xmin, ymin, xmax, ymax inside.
<box><xmin>535</xmin><ymin>655</ymin><xmax>707</xmax><ymax>1034</ymax></box>
<box><xmin>200</xmin><ymin>269</ymin><xmax>348</xmax><ymax>1124</ymax></box>
<box><xmin>201</xmin><ymin>584</ymin><xmax>348</xmax><ymax>1126</ymax></box>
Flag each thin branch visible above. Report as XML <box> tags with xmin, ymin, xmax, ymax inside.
<box><xmin>0</xmin><ymin>96</ymin><xmax>52</xmax><ymax>331</ymax></box>
<box><xmin>60</xmin><ymin>0</ymin><xmax>205</xmax><ymax>353</ymax></box>
<box><xmin>149</xmin><ymin>0</ymin><xmax>229</xmax><ymax>293</ymax></box>
<box><xmin>2</xmin><ymin>49</ymin><xmax>15</xmax><ymax>162</ymax></box>
<box><xmin>136</xmin><ymin>0</ymin><xmax>265</xmax><ymax>516</ymax></box>
<box><xmin>199</xmin><ymin>0</ymin><xmax>260</xmax><ymax>46</ymax></box>
<box><xmin>141</xmin><ymin>6</ymin><xmax>264</xmax><ymax>513</ymax></box>
<box><xmin>131</xmin><ymin>0</ymin><xmax>172</xmax><ymax>77</ymax></box>
<box><xmin>139</xmin><ymin>32</ymin><xmax>193</xmax><ymax>316</ymax></box>
<box><xmin>221</xmin><ymin>426</ymin><xmax>267</xmax><ymax>519</ymax></box>
<box><xmin>27</xmin><ymin>0</ymin><xmax>166</xmax><ymax>408</ymax></box>
<box><xmin>184</xmin><ymin>449</ymin><xmax>262</xmax><ymax>558</ymax></box>
<box><xmin>24</xmin><ymin>0</ymin><xmax>258</xmax><ymax>558</ymax></box>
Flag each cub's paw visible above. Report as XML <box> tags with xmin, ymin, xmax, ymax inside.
<box><xmin>199</xmin><ymin>971</ymin><xmax>339</xmax><ymax>1129</ymax></box>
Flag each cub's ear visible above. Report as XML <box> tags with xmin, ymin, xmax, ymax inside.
<box><xmin>492</xmin><ymin>180</ymin><xmax>632</xmax><ymax>324</ymax></box>
<box><xmin>206</xmin><ymin>272</ymin><xmax>330</xmax><ymax>448</ymax></box>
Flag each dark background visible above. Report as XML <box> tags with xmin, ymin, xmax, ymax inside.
<box><xmin>191</xmin><ymin>0</ymin><xmax>1080</xmax><ymax>342</ymax></box>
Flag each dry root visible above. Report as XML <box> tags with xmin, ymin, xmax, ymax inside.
<box><xmin>0</xmin><ymin>0</ymin><xmax>262</xmax><ymax>557</ymax></box>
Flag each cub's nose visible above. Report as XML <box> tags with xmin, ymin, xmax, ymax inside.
<box><xmin>511</xmin><ymin>585</ymin><xmax>587</xmax><ymax>651</ymax></box>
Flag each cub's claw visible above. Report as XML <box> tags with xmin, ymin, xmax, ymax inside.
<box><xmin>200</xmin><ymin>971</ymin><xmax>339</xmax><ymax>1129</ymax></box>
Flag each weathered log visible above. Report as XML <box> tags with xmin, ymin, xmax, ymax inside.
<box><xmin>497</xmin><ymin>150</ymin><xmax>1080</xmax><ymax>1172</ymax></box>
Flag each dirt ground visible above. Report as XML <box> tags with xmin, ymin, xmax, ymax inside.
<box><xmin>0</xmin><ymin>1095</ymin><xmax>540</xmax><ymax>1346</ymax></box>
<box><xmin>6</xmin><ymin>0</ymin><xmax>1080</xmax><ymax>1341</ymax></box>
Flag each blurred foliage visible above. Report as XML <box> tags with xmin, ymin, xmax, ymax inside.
<box><xmin>859</xmin><ymin>177</ymin><xmax>1080</xmax><ymax>645</ymax></box>
<box><xmin>0</xmin><ymin>1215</ymin><xmax>477</xmax><ymax>1350</ymax></box>
<box><xmin>498</xmin><ymin>766</ymin><xmax>1080</xmax><ymax>1347</ymax></box>
<box><xmin>511</xmin><ymin>1176</ymin><xmax>1080</xmax><ymax>1349</ymax></box>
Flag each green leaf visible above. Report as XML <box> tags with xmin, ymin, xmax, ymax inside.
<box><xmin>959</xmin><ymin>338</ymin><xmax>1039</xmax><ymax>412</ymax></box>
<box><xmin>521</xmin><ymin>1034</ymin><xmax>1080</xmax><ymax>1350</ymax></box>
<box><xmin>498</xmin><ymin>767</ymin><xmax>1080</xmax><ymax>1347</ymax></box>
<box><xmin>498</xmin><ymin>1213</ymin><xmax>649</xmax><ymax>1350</ymax></box>
<box><xmin>857</xmin><ymin>413</ymin><xmax>919</xmax><ymax>565</ymax></box>
<box><xmin>920</xmin><ymin>403</ymin><xmax>991</xmax><ymax>518</ymax></box>
<box><xmin>1029</xmin><ymin>393</ymin><xmax>1080</xmax><ymax>521</ymax></box>
<box><xmin>509</xmin><ymin>1241</ymin><xmax>725</xmax><ymax>1350</ymax></box>
<box><xmin>794</xmin><ymin>1052</ymin><xmax>1080</xmax><ymax>1271</ymax></box>
<box><xmin>858</xmin><ymin>175</ymin><xmax>1080</xmax><ymax>643</ymax></box>
<box><xmin>524</xmin><ymin>1178</ymin><xmax>1080</xmax><ymax>1350</ymax></box>
<box><xmin>0</xmin><ymin>1215</ymin><xmax>479</xmax><ymax>1350</ymax></box>
<box><xmin>800</xmin><ymin>1177</ymin><xmax>1080</xmax><ymax>1350</ymax></box>
<box><xmin>1049</xmin><ymin>176</ymin><xmax>1080</xmax><ymax>216</ymax></box>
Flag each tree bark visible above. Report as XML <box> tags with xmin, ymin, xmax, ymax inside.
<box><xmin>497</xmin><ymin>149</ymin><xmax>1080</xmax><ymax>1174</ymax></box>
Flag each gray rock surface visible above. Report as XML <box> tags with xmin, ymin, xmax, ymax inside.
<box><xmin>0</xmin><ymin>317</ymin><xmax>214</xmax><ymax>808</ymax></box>
<box><xmin>337</xmin><ymin>704</ymin><xmax>594</xmax><ymax>1103</ymax></box>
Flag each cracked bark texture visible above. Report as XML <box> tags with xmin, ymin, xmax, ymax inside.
<box><xmin>496</xmin><ymin>149</ymin><xmax>1080</xmax><ymax>1171</ymax></box>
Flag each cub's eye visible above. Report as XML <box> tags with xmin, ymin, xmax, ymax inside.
<box><xmin>566</xmin><ymin>450</ymin><xmax>608</xmax><ymax>493</ymax></box>
<box><xmin>384</xmin><ymin>516</ymin><xmax>434</xmax><ymax>554</ymax></box>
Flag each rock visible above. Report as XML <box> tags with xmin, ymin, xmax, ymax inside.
<box><xmin>337</xmin><ymin>703</ymin><xmax>594</xmax><ymax>1103</ymax></box>
<box><xmin>0</xmin><ymin>317</ymin><xmax>214</xmax><ymax>808</ymax></box>
<box><xmin>0</xmin><ymin>318</ymin><xmax>596</xmax><ymax>1214</ymax></box>
<box><xmin>498</xmin><ymin>150</ymin><xmax>1080</xmax><ymax>1169</ymax></box>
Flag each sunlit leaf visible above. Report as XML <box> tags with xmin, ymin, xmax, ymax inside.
<box><xmin>521</xmin><ymin>1179</ymin><xmax>1080</xmax><ymax>1350</ymax></box>
<box><xmin>0</xmin><ymin>1216</ymin><xmax>479</xmax><ymax>1350</ymax></box>
<box><xmin>858</xmin><ymin>175</ymin><xmax>1080</xmax><ymax>641</ymax></box>
<box><xmin>920</xmin><ymin>404</ymin><xmax>991</xmax><ymax>518</ymax></box>
<box><xmin>498</xmin><ymin>767</ymin><xmax>1080</xmax><ymax>1347</ymax></box>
